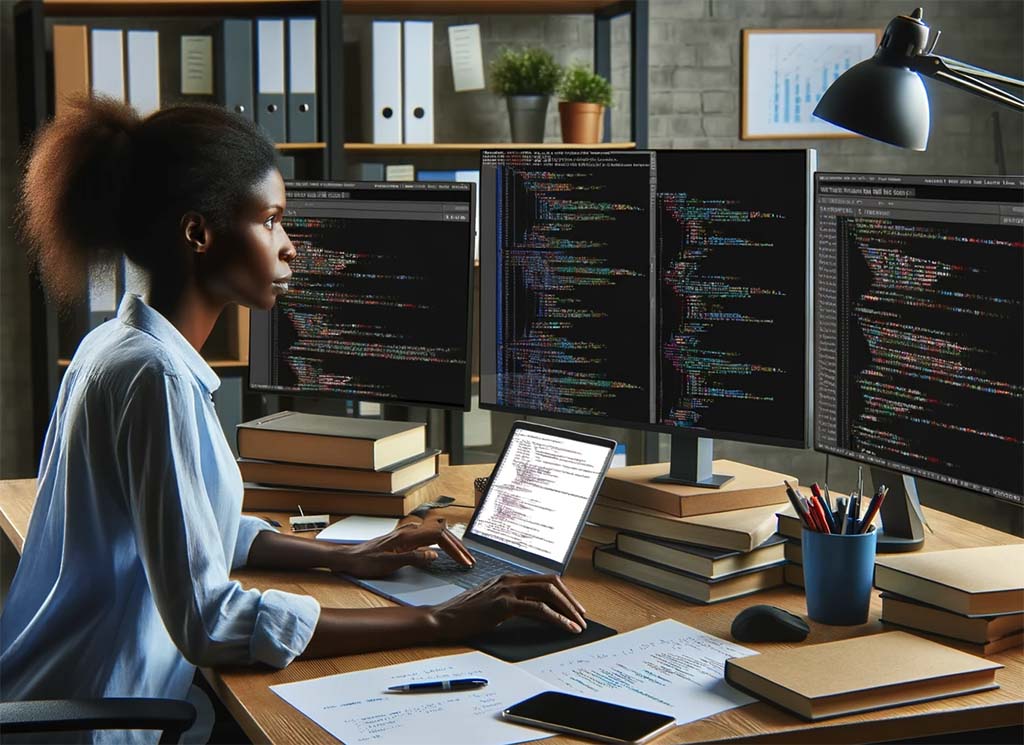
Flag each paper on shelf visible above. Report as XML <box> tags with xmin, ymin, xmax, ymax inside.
<box><xmin>271</xmin><ymin>651</ymin><xmax>553</xmax><ymax>745</ymax></box>
<box><xmin>519</xmin><ymin>619</ymin><xmax>757</xmax><ymax>724</ymax></box>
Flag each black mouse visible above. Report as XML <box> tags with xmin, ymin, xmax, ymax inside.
<box><xmin>731</xmin><ymin>605</ymin><xmax>810</xmax><ymax>643</ymax></box>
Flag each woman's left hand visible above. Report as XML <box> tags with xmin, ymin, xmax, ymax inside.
<box><xmin>327</xmin><ymin>516</ymin><xmax>474</xmax><ymax>579</ymax></box>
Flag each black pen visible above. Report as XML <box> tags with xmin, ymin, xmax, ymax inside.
<box><xmin>387</xmin><ymin>678</ymin><xmax>488</xmax><ymax>693</ymax></box>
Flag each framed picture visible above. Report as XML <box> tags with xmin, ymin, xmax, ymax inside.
<box><xmin>741</xmin><ymin>28</ymin><xmax>881</xmax><ymax>140</ymax></box>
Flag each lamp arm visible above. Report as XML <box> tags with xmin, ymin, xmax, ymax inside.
<box><xmin>911</xmin><ymin>55</ymin><xmax>1024</xmax><ymax>111</ymax></box>
<box><xmin>934</xmin><ymin>56</ymin><xmax>1023</xmax><ymax>89</ymax></box>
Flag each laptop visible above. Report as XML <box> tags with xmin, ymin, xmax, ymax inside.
<box><xmin>355</xmin><ymin>421</ymin><xmax>616</xmax><ymax>606</ymax></box>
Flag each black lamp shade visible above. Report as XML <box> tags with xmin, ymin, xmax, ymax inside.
<box><xmin>813</xmin><ymin>57</ymin><xmax>931</xmax><ymax>150</ymax></box>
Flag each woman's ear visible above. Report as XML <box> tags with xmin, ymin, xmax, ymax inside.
<box><xmin>181</xmin><ymin>212</ymin><xmax>211</xmax><ymax>254</ymax></box>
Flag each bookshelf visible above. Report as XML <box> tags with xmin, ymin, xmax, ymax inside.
<box><xmin>15</xmin><ymin>0</ymin><xmax>649</xmax><ymax>462</ymax></box>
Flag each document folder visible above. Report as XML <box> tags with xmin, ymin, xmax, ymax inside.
<box><xmin>287</xmin><ymin>18</ymin><xmax>318</xmax><ymax>142</ymax></box>
<box><xmin>91</xmin><ymin>29</ymin><xmax>125</xmax><ymax>101</ymax></box>
<box><xmin>402</xmin><ymin>21</ymin><xmax>434</xmax><ymax>144</ymax></box>
<box><xmin>127</xmin><ymin>30</ymin><xmax>160</xmax><ymax>116</ymax></box>
<box><xmin>222</xmin><ymin>19</ymin><xmax>254</xmax><ymax>121</ymax></box>
<box><xmin>256</xmin><ymin>19</ymin><xmax>286</xmax><ymax>141</ymax></box>
<box><xmin>371</xmin><ymin>21</ymin><xmax>402</xmax><ymax>144</ymax></box>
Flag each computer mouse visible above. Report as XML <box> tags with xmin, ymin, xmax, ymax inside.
<box><xmin>731</xmin><ymin>605</ymin><xmax>810</xmax><ymax>643</ymax></box>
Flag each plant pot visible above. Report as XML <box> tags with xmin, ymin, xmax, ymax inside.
<box><xmin>506</xmin><ymin>95</ymin><xmax>549</xmax><ymax>143</ymax></box>
<box><xmin>558</xmin><ymin>102</ymin><xmax>605</xmax><ymax>144</ymax></box>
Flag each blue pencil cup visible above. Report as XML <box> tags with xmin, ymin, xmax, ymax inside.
<box><xmin>802</xmin><ymin>527</ymin><xmax>877</xmax><ymax>625</ymax></box>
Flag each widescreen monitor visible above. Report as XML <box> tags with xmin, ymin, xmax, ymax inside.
<box><xmin>249</xmin><ymin>180</ymin><xmax>475</xmax><ymax>410</ymax></box>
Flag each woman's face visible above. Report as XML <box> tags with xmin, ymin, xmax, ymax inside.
<box><xmin>203</xmin><ymin>168</ymin><xmax>296</xmax><ymax>311</ymax></box>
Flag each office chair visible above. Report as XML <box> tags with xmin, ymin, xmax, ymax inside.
<box><xmin>0</xmin><ymin>698</ymin><xmax>196</xmax><ymax>744</ymax></box>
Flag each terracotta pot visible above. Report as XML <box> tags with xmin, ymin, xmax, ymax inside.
<box><xmin>558</xmin><ymin>102</ymin><xmax>605</xmax><ymax>144</ymax></box>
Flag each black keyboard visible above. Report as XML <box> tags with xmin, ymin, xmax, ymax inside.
<box><xmin>427</xmin><ymin>549</ymin><xmax>529</xmax><ymax>590</ymax></box>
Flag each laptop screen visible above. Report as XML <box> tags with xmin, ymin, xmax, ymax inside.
<box><xmin>468</xmin><ymin>426</ymin><xmax>614</xmax><ymax>566</ymax></box>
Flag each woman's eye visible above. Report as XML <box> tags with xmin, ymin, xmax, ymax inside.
<box><xmin>264</xmin><ymin>216</ymin><xmax>275</xmax><ymax>230</ymax></box>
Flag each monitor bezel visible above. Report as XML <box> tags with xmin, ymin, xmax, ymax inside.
<box><xmin>247</xmin><ymin>179</ymin><xmax>476</xmax><ymax>412</ymax></box>
<box><xmin>811</xmin><ymin>170</ymin><xmax>1024</xmax><ymax>505</ymax></box>
<box><xmin>477</xmin><ymin>148</ymin><xmax>816</xmax><ymax>450</ymax></box>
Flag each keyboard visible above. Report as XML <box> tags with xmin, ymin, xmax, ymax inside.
<box><xmin>427</xmin><ymin>549</ymin><xmax>530</xmax><ymax>590</ymax></box>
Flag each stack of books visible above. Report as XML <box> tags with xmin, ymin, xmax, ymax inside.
<box><xmin>237</xmin><ymin>411</ymin><xmax>440</xmax><ymax>517</ymax></box>
<box><xmin>585</xmin><ymin>460</ymin><xmax>793</xmax><ymax>604</ymax></box>
<box><xmin>875</xmin><ymin>545</ymin><xmax>1024</xmax><ymax>656</ymax></box>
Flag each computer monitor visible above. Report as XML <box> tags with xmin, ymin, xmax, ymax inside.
<box><xmin>479</xmin><ymin>149</ymin><xmax>815</xmax><ymax>486</ymax></box>
<box><xmin>814</xmin><ymin>172</ymin><xmax>1023</xmax><ymax>549</ymax></box>
<box><xmin>249</xmin><ymin>180</ymin><xmax>475</xmax><ymax>410</ymax></box>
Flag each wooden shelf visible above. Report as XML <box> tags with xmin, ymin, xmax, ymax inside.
<box><xmin>275</xmin><ymin>142</ymin><xmax>326</xmax><ymax>151</ymax></box>
<box><xmin>344</xmin><ymin>1</ymin><xmax>627</xmax><ymax>14</ymax></box>
<box><xmin>345</xmin><ymin>142</ymin><xmax>637</xmax><ymax>153</ymax></box>
<box><xmin>43</xmin><ymin>0</ymin><xmax>318</xmax><ymax>15</ymax></box>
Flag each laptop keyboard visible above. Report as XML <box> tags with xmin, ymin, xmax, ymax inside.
<box><xmin>427</xmin><ymin>549</ymin><xmax>529</xmax><ymax>590</ymax></box>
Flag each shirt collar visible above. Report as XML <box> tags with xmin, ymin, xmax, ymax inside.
<box><xmin>118</xmin><ymin>293</ymin><xmax>221</xmax><ymax>394</ymax></box>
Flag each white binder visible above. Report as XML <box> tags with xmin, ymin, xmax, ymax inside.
<box><xmin>371</xmin><ymin>21</ymin><xmax>402</xmax><ymax>144</ymax></box>
<box><xmin>256</xmin><ymin>19</ymin><xmax>286</xmax><ymax>141</ymax></box>
<box><xmin>90</xmin><ymin>29</ymin><xmax>124</xmax><ymax>101</ymax></box>
<box><xmin>402</xmin><ymin>21</ymin><xmax>434</xmax><ymax>144</ymax></box>
<box><xmin>127</xmin><ymin>30</ymin><xmax>160</xmax><ymax>116</ymax></box>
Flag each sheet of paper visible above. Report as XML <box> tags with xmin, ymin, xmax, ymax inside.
<box><xmin>271</xmin><ymin>651</ymin><xmax>553</xmax><ymax>745</ymax></box>
<box><xmin>448</xmin><ymin>24</ymin><xmax>485</xmax><ymax>92</ymax></box>
<box><xmin>181</xmin><ymin>35</ymin><xmax>213</xmax><ymax>95</ymax></box>
<box><xmin>316</xmin><ymin>516</ymin><xmax>400</xmax><ymax>544</ymax></box>
<box><xmin>520</xmin><ymin>619</ymin><xmax>757</xmax><ymax>724</ymax></box>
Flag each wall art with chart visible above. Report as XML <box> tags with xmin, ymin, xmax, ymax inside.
<box><xmin>741</xmin><ymin>29</ymin><xmax>881</xmax><ymax>139</ymax></box>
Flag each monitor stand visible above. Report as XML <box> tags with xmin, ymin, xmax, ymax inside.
<box><xmin>872</xmin><ymin>467</ymin><xmax>930</xmax><ymax>553</ymax></box>
<box><xmin>650</xmin><ymin>434</ymin><xmax>734</xmax><ymax>489</ymax></box>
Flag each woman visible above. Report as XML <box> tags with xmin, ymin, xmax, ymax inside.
<box><xmin>0</xmin><ymin>98</ymin><xmax>585</xmax><ymax>733</ymax></box>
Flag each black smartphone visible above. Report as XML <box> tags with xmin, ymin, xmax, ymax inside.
<box><xmin>501</xmin><ymin>691</ymin><xmax>676</xmax><ymax>744</ymax></box>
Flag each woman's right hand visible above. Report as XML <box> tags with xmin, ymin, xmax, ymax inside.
<box><xmin>428</xmin><ymin>574</ymin><xmax>587</xmax><ymax>642</ymax></box>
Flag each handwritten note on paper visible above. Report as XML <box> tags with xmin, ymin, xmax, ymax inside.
<box><xmin>520</xmin><ymin>619</ymin><xmax>757</xmax><ymax>724</ymax></box>
<box><xmin>271</xmin><ymin>651</ymin><xmax>553</xmax><ymax>745</ymax></box>
<box><xmin>448</xmin><ymin>24</ymin><xmax>485</xmax><ymax>92</ymax></box>
<box><xmin>181</xmin><ymin>36</ymin><xmax>213</xmax><ymax>95</ymax></box>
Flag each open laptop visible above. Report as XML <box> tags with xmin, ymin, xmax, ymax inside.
<box><xmin>355</xmin><ymin>421</ymin><xmax>616</xmax><ymax>606</ymax></box>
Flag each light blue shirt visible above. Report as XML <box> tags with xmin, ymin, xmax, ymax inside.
<box><xmin>1</xmin><ymin>294</ymin><xmax>321</xmax><ymax>739</ymax></box>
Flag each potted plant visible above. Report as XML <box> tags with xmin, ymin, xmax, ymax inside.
<box><xmin>557</xmin><ymin>63</ymin><xmax>613</xmax><ymax>144</ymax></box>
<box><xmin>490</xmin><ymin>47</ymin><xmax>562</xmax><ymax>143</ymax></box>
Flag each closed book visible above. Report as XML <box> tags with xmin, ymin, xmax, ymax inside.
<box><xmin>880</xmin><ymin>593</ymin><xmax>1024</xmax><ymax>644</ymax></box>
<box><xmin>593</xmin><ymin>546</ymin><xmax>784</xmax><ymax>604</ymax></box>
<box><xmin>784</xmin><ymin>539</ymin><xmax>802</xmax><ymax>565</ymax></box>
<box><xmin>784</xmin><ymin>562</ymin><xmax>804</xmax><ymax>587</ymax></box>
<box><xmin>599</xmin><ymin>461</ymin><xmax>793</xmax><ymax>517</ymax></box>
<box><xmin>588</xmin><ymin>499</ymin><xmax>781</xmax><ymax>552</ymax></box>
<box><xmin>875</xmin><ymin>545</ymin><xmax>1024</xmax><ymax>617</ymax></box>
<box><xmin>616</xmin><ymin>532</ymin><xmax>785</xmax><ymax>580</ymax></box>
<box><xmin>777</xmin><ymin>508</ymin><xmax>803</xmax><ymax>540</ymax></box>
<box><xmin>242</xmin><ymin>477</ymin><xmax>437</xmax><ymax>516</ymax></box>
<box><xmin>724</xmin><ymin>631</ymin><xmax>1002</xmax><ymax>721</ymax></box>
<box><xmin>237</xmin><ymin>449</ymin><xmax>439</xmax><ymax>494</ymax></box>
<box><xmin>237</xmin><ymin>411</ymin><xmax>425</xmax><ymax>470</ymax></box>
<box><xmin>580</xmin><ymin>523</ymin><xmax>618</xmax><ymax>545</ymax></box>
<box><xmin>880</xmin><ymin>618</ymin><xmax>1024</xmax><ymax>656</ymax></box>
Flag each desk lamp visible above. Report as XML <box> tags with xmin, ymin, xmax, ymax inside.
<box><xmin>813</xmin><ymin>7</ymin><xmax>1023</xmax><ymax>150</ymax></box>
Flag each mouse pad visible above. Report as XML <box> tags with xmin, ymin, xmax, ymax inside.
<box><xmin>468</xmin><ymin>617</ymin><xmax>617</xmax><ymax>662</ymax></box>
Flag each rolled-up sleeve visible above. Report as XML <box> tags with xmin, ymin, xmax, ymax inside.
<box><xmin>233</xmin><ymin>515</ymin><xmax>277</xmax><ymax>570</ymax></box>
<box><xmin>118</xmin><ymin>367</ymin><xmax>320</xmax><ymax>669</ymax></box>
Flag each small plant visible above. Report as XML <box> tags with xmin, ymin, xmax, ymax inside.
<box><xmin>490</xmin><ymin>47</ymin><xmax>562</xmax><ymax>96</ymax></box>
<box><xmin>558</xmin><ymin>63</ymin><xmax>613</xmax><ymax>107</ymax></box>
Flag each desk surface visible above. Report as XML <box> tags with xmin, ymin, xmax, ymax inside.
<box><xmin>1</xmin><ymin>470</ymin><xmax>1022</xmax><ymax>745</ymax></box>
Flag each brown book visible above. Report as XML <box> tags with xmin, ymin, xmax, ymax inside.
<box><xmin>777</xmin><ymin>506</ymin><xmax>879</xmax><ymax>542</ymax></box>
<box><xmin>237</xmin><ymin>449</ymin><xmax>439</xmax><ymax>494</ymax></box>
<box><xmin>593</xmin><ymin>546</ymin><xmax>784</xmax><ymax>604</ymax></box>
<box><xmin>588</xmin><ymin>499</ymin><xmax>781</xmax><ymax>552</ymax></box>
<box><xmin>616</xmin><ymin>532</ymin><xmax>785</xmax><ymax>580</ymax></box>
<box><xmin>881</xmin><ymin>593</ymin><xmax>1023</xmax><ymax>644</ymax></box>
<box><xmin>242</xmin><ymin>477</ymin><xmax>437</xmax><ymax>517</ymax></box>
<box><xmin>597</xmin><ymin>461</ymin><xmax>793</xmax><ymax>517</ymax></box>
<box><xmin>54</xmin><ymin>26</ymin><xmax>90</xmax><ymax>117</ymax></box>
<box><xmin>724</xmin><ymin>631</ymin><xmax>1002</xmax><ymax>721</ymax></box>
<box><xmin>880</xmin><ymin>620</ymin><xmax>1024</xmax><ymax>657</ymax></box>
<box><xmin>580</xmin><ymin>523</ymin><xmax>619</xmax><ymax>545</ymax></box>
<box><xmin>784</xmin><ymin>539</ymin><xmax>802</xmax><ymax>565</ymax></box>
<box><xmin>875</xmin><ymin>545</ymin><xmax>1024</xmax><ymax>616</ymax></box>
<box><xmin>237</xmin><ymin>411</ymin><xmax>426</xmax><ymax>470</ymax></box>
<box><xmin>784</xmin><ymin>562</ymin><xmax>804</xmax><ymax>587</ymax></box>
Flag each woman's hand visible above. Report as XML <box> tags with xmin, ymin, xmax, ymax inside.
<box><xmin>428</xmin><ymin>574</ymin><xmax>587</xmax><ymax>641</ymax></box>
<box><xmin>328</xmin><ymin>516</ymin><xmax>474</xmax><ymax>579</ymax></box>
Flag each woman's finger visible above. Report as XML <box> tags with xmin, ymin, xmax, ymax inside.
<box><xmin>509</xmin><ymin>574</ymin><xmax>586</xmax><ymax>615</ymax></box>
<box><xmin>518</xmin><ymin>580</ymin><xmax>586</xmax><ymax>629</ymax></box>
<box><xmin>507</xmin><ymin>598</ymin><xmax>582</xmax><ymax>633</ymax></box>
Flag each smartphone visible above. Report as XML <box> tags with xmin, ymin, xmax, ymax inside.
<box><xmin>502</xmin><ymin>691</ymin><xmax>676</xmax><ymax>744</ymax></box>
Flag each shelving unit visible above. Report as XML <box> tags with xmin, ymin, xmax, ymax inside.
<box><xmin>15</xmin><ymin>0</ymin><xmax>649</xmax><ymax>461</ymax></box>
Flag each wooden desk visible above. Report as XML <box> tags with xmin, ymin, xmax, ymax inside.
<box><xmin>2</xmin><ymin>472</ymin><xmax>1022</xmax><ymax>744</ymax></box>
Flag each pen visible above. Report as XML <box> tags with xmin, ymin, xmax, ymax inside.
<box><xmin>387</xmin><ymin>678</ymin><xmax>488</xmax><ymax>693</ymax></box>
<box><xmin>849</xmin><ymin>493</ymin><xmax>861</xmax><ymax>534</ymax></box>
<box><xmin>856</xmin><ymin>467</ymin><xmax>864</xmax><ymax>504</ymax></box>
<box><xmin>783</xmin><ymin>480</ymin><xmax>811</xmax><ymax>528</ymax></box>
<box><xmin>810</xmin><ymin>483</ymin><xmax>836</xmax><ymax>533</ymax></box>
<box><xmin>859</xmin><ymin>485</ymin><xmax>888</xmax><ymax>533</ymax></box>
<box><xmin>834</xmin><ymin>496</ymin><xmax>848</xmax><ymax>535</ymax></box>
